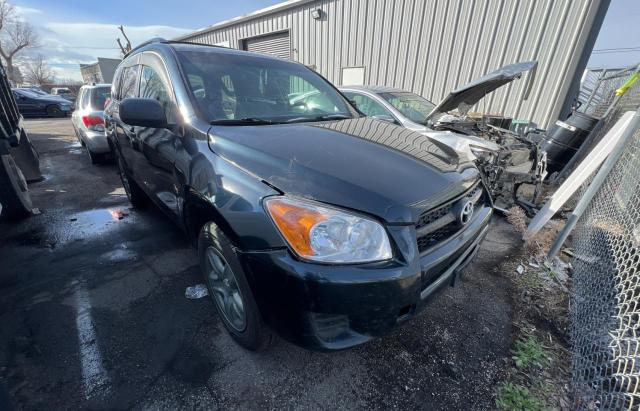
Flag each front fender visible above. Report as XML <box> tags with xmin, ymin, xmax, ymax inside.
<box><xmin>185</xmin><ymin>139</ymin><xmax>286</xmax><ymax>251</ymax></box>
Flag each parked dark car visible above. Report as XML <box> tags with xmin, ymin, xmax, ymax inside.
<box><xmin>105</xmin><ymin>39</ymin><xmax>492</xmax><ymax>351</ymax></box>
<box><xmin>12</xmin><ymin>88</ymin><xmax>72</xmax><ymax>117</ymax></box>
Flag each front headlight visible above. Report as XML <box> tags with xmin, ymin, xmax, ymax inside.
<box><xmin>264</xmin><ymin>196</ymin><xmax>392</xmax><ymax>263</ymax></box>
<box><xmin>469</xmin><ymin>146</ymin><xmax>496</xmax><ymax>162</ymax></box>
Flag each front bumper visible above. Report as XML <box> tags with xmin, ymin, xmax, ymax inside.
<box><xmin>239</xmin><ymin>205</ymin><xmax>492</xmax><ymax>351</ymax></box>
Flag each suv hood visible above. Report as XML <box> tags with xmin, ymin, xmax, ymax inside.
<box><xmin>426</xmin><ymin>61</ymin><xmax>537</xmax><ymax>121</ymax></box>
<box><xmin>208</xmin><ymin>117</ymin><xmax>479</xmax><ymax>223</ymax></box>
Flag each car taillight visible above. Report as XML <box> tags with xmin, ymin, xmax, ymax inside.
<box><xmin>82</xmin><ymin>115</ymin><xmax>105</xmax><ymax>131</ymax></box>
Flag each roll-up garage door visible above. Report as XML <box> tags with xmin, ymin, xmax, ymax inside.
<box><xmin>242</xmin><ymin>31</ymin><xmax>290</xmax><ymax>59</ymax></box>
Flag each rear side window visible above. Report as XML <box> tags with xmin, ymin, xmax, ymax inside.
<box><xmin>80</xmin><ymin>89</ymin><xmax>90</xmax><ymax>108</ymax></box>
<box><xmin>112</xmin><ymin>67</ymin><xmax>123</xmax><ymax>99</ymax></box>
<box><xmin>120</xmin><ymin>65</ymin><xmax>140</xmax><ymax>99</ymax></box>
<box><xmin>90</xmin><ymin>87</ymin><xmax>111</xmax><ymax>109</ymax></box>
<box><xmin>343</xmin><ymin>92</ymin><xmax>392</xmax><ymax>117</ymax></box>
<box><xmin>74</xmin><ymin>89</ymin><xmax>84</xmax><ymax>109</ymax></box>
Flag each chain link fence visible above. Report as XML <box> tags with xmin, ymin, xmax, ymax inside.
<box><xmin>569</xmin><ymin>71</ymin><xmax>640</xmax><ymax>408</ymax></box>
<box><xmin>578</xmin><ymin>66</ymin><xmax>640</xmax><ymax>120</ymax></box>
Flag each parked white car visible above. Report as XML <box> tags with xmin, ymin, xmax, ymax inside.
<box><xmin>50</xmin><ymin>87</ymin><xmax>76</xmax><ymax>102</ymax></box>
<box><xmin>338</xmin><ymin>62</ymin><xmax>546</xmax><ymax>210</ymax></box>
<box><xmin>71</xmin><ymin>84</ymin><xmax>111</xmax><ymax>164</ymax></box>
<box><xmin>338</xmin><ymin>85</ymin><xmax>500</xmax><ymax>161</ymax></box>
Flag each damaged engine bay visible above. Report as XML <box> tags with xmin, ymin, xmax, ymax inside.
<box><xmin>426</xmin><ymin>61</ymin><xmax>548</xmax><ymax>212</ymax></box>
<box><xmin>434</xmin><ymin>116</ymin><xmax>547</xmax><ymax>212</ymax></box>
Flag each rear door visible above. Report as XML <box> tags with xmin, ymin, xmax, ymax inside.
<box><xmin>135</xmin><ymin>53</ymin><xmax>182</xmax><ymax>218</ymax></box>
<box><xmin>112</xmin><ymin>58</ymin><xmax>144</xmax><ymax>183</ymax></box>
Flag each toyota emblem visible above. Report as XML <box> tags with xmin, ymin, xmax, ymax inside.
<box><xmin>459</xmin><ymin>201</ymin><xmax>474</xmax><ymax>225</ymax></box>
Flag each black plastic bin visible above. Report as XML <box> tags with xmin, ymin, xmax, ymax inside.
<box><xmin>539</xmin><ymin>111</ymin><xmax>599</xmax><ymax>173</ymax></box>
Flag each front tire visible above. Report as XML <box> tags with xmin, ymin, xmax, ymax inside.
<box><xmin>198</xmin><ymin>222</ymin><xmax>272</xmax><ymax>351</ymax></box>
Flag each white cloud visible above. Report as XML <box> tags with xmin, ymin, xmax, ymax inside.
<box><xmin>14</xmin><ymin>5</ymin><xmax>42</xmax><ymax>15</ymax></box>
<box><xmin>22</xmin><ymin>22</ymin><xmax>193</xmax><ymax>81</ymax></box>
<box><xmin>44</xmin><ymin>22</ymin><xmax>192</xmax><ymax>48</ymax></box>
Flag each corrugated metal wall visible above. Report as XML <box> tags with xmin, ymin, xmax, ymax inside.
<box><xmin>180</xmin><ymin>0</ymin><xmax>605</xmax><ymax>128</ymax></box>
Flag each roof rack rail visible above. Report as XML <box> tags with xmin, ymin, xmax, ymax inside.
<box><xmin>167</xmin><ymin>39</ymin><xmax>228</xmax><ymax>49</ymax></box>
<box><xmin>124</xmin><ymin>37</ymin><xmax>168</xmax><ymax>58</ymax></box>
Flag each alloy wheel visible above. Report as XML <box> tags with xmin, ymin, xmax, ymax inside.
<box><xmin>204</xmin><ymin>246</ymin><xmax>246</xmax><ymax>332</ymax></box>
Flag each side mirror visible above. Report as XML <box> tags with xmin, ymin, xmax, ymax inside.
<box><xmin>372</xmin><ymin>114</ymin><xmax>397</xmax><ymax>124</ymax></box>
<box><xmin>119</xmin><ymin>98</ymin><xmax>168</xmax><ymax>128</ymax></box>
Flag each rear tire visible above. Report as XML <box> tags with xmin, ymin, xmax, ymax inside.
<box><xmin>116</xmin><ymin>155</ymin><xmax>148</xmax><ymax>208</ymax></box>
<box><xmin>0</xmin><ymin>154</ymin><xmax>32</xmax><ymax>220</ymax></box>
<box><xmin>46</xmin><ymin>105</ymin><xmax>63</xmax><ymax>118</ymax></box>
<box><xmin>87</xmin><ymin>148</ymin><xmax>102</xmax><ymax>164</ymax></box>
<box><xmin>198</xmin><ymin>222</ymin><xmax>272</xmax><ymax>351</ymax></box>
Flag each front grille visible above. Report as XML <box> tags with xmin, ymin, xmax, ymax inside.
<box><xmin>417</xmin><ymin>224</ymin><xmax>460</xmax><ymax>251</ymax></box>
<box><xmin>416</xmin><ymin>183</ymin><xmax>485</xmax><ymax>253</ymax></box>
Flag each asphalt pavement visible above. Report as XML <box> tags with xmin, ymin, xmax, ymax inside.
<box><xmin>0</xmin><ymin>118</ymin><xmax>520</xmax><ymax>410</ymax></box>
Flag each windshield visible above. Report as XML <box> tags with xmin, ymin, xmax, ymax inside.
<box><xmin>379</xmin><ymin>92</ymin><xmax>435</xmax><ymax>125</ymax></box>
<box><xmin>91</xmin><ymin>87</ymin><xmax>111</xmax><ymax>109</ymax></box>
<box><xmin>177</xmin><ymin>49</ymin><xmax>355</xmax><ymax>124</ymax></box>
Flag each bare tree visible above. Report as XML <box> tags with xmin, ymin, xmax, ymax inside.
<box><xmin>0</xmin><ymin>1</ymin><xmax>39</xmax><ymax>82</ymax></box>
<box><xmin>22</xmin><ymin>54</ymin><xmax>53</xmax><ymax>85</ymax></box>
<box><xmin>116</xmin><ymin>25</ymin><xmax>132</xmax><ymax>55</ymax></box>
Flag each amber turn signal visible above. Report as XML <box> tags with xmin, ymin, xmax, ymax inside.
<box><xmin>265</xmin><ymin>198</ymin><xmax>328</xmax><ymax>256</ymax></box>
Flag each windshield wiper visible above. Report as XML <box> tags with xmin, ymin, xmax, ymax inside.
<box><xmin>285</xmin><ymin>114</ymin><xmax>352</xmax><ymax>123</ymax></box>
<box><xmin>210</xmin><ymin>118</ymin><xmax>276</xmax><ymax>125</ymax></box>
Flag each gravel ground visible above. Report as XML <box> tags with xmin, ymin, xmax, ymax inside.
<box><xmin>0</xmin><ymin>118</ymin><xmax>521</xmax><ymax>410</ymax></box>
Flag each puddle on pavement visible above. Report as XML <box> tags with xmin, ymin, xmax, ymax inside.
<box><xmin>67</xmin><ymin>208</ymin><xmax>136</xmax><ymax>234</ymax></box>
<box><xmin>69</xmin><ymin>149</ymin><xmax>83</xmax><ymax>155</ymax></box>
<box><xmin>38</xmin><ymin>207</ymin><xmax>139</xmax><ymax>247</ymax></box>
<box><xmin>97</xmin><ymin>244</ymin><xmax>138</xmax><ymax>264</ymax></box>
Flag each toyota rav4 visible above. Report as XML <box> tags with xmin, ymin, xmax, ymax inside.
<box><xmin>104</xmin><ymin>39</ymin><xmax>492</xmax><ymax>351</ymax></box>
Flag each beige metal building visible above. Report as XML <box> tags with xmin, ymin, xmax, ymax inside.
<box><xmin>177</xmin><ymin>0</ymin><xmax>610</xmax><ymax>128</ymax></box>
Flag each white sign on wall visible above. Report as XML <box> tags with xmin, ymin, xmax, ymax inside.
<box><xmin>341</xmin><ymin>67</ymin><xmax>365</xmax><ymax>86</ymax></box>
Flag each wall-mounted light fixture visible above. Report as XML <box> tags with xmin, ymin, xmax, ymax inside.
<box><xmin>311</xmin><ymin>8</ymin><xmax>322</xmax><ymax>20</ymax></box>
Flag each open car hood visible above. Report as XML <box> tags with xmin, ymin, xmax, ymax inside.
<box><xmin>426</xmin><ymin>61</ymin><xmax>537</xmax><ymax>121</ymax></box>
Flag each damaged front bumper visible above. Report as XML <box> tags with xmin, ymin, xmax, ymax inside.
<box><xmin>238</xmin><ymin>204</ymin><xmax>492</xmax><ymax>351</ymax></box>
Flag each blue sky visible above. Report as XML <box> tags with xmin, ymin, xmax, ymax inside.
<box><xmin>11</xmin><ymin>0</ymin><xmax>282</xmax><ymax>80</ymax></box>
<box><xmin>9</xmin><ymin>0</ymin><xmax>640</xmax><ymax>81</ymax></box>
<box><xmin>589</xmin><ymin>0</ymin><xmax>640</xmax><ymax>69</ymax></box>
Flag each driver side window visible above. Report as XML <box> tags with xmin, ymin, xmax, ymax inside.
<box><xmin>343</xmin><ymin>92</ymin><xmax>392</xmax><ymax>118</ymax></box>
<box><xmin>139</xmin><ymin>66</ymin><xmax>174</xmax><ymax>119</ymax></box>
